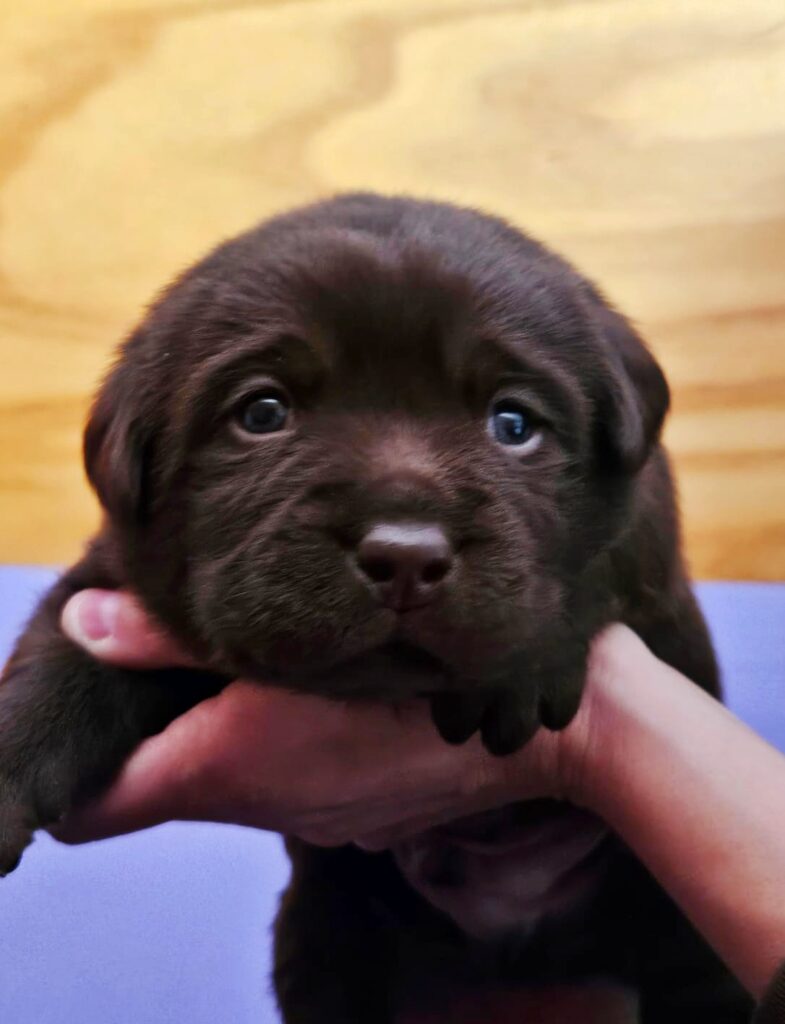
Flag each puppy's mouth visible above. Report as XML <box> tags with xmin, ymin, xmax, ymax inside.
<box><xmin>231</xmin><ymin>603</ymin><xmax>518</xmax><ymax>699</ymax></box>
<box><xmin>304</xmin><ymin>637</ymin><xmax>451</xmax><ymax>700</ymax></box>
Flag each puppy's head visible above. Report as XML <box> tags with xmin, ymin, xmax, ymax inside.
<box><xmin>84</xmin><ymin>194</ymin><xmax>668</xmax><ymax>695</ymax></box>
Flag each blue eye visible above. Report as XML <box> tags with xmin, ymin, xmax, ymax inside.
<box><xmin>239</xmin><ymin>393</ymin><xmax>290</xmax><ymax>435</ymax></box>
<box><xmin>490</xmin><ymin>400</ymin><xmax>537</xmax><ymax>447</ymax></box>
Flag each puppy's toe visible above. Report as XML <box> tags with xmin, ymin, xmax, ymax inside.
<box><xmin>430</xmin><ymin>692</ymin><xmax>487</xmax><ymax>745</ymax></box>
<box><xmin>0</xmin><ymin>767</ymin><xmax>67</xmax><ymax>877</ymax></box>
<box><xmin>0</xmin><ymin>798</ymin><xmax>35</xmax><ymax>877</ymax></box>
<box><xmin>539</xmin><ymin>672</ymin><xmax>585</xmax><ymax>732</ymax></box>
<box><xmin>480</xmin><ymin>690</ymin><xmax>538</xmax><ymax>757</ymax></box>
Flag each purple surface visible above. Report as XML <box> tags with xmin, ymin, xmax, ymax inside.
<box><xmin>0</xmin><ymin>567</ymin><xmax>783</xmax><ymax>1023</ymax></box>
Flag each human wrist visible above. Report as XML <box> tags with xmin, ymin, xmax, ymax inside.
<box><xmin>552</xmin><ymin>624</ymin><xmax>655</xmax><ymax>815</ymax></box>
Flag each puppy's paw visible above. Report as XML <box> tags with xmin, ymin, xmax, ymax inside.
<box><xmin>480</xmin><ymin>689</ymin><xmax>539</xmax><ymax>757</ymax></box>
<box><xmin>0</xmin><ymin>788</ymin><xmax>36</xmax><ymax>877</ymax></box>
<box><xmin>0</xmin><ymin>765</ymin><xmax>70</xmax><ymax>877</ymax></box>
<box><xmin>430</xmin><ymin>692</ymin><xmax>487</xmax><ymax>745</ymax></box>
<box><xmin>430</xmin><ymin>688</ymin><xmax>539</xmax><ymax>757</ymax></box>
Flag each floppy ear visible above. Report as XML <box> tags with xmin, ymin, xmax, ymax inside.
<box><xmin>589</xmin><ymin>296</ymin><xmax>670</xmax><ymax>474</ymax></box>
<box><xmin>83</xmin><ymin>349</ymin><xmax>154</xmax><ymax>526</ymax></box>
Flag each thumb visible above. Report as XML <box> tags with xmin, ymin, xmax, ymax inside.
<box><xmin>61</xmin><ymin>590</ymin><xmax>196</xmax><ymax>669</ymax></box>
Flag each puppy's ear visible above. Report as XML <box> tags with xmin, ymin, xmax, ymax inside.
<box><xmin>590</xmin><ymin>296</ymin><xmax>670</xmax><ymax>474</ymax></box>
<box><xmin>84</xmin><ymin>343</ymin><xmax>153</xmax><ymax>525</ymax></box>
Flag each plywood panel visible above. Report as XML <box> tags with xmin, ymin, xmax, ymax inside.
<box><xmin>1</xmin><ymin>0</ymin><xmax>783</xmax><ymax>577</ymax></box>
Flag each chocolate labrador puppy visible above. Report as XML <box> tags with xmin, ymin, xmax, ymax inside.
<box><xmin>0</xmin><ymin>194</ymin><xmax>751</xmax><ymax>1021</ymax></box>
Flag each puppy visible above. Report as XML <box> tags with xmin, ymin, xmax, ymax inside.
<box><xmin>0</xmin><ymin>194</ymin><xmax>752</xmax><ymax>1021</ymax></box>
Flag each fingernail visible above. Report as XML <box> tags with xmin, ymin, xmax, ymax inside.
<box><xmin>64</xmin><ymin>592</ymin><xmax>120</xmax><ymax>645</ymax></box>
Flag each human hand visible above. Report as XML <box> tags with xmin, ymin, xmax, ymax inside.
<box><xmin>55</xmin><ymin>590</ymin><xmax>586</xmax><ymax>850</ymax></box>
<box><xmin>56</xmin><ymin>593</ymin><xmax>785</xmax><ymax>1001</ymax></box>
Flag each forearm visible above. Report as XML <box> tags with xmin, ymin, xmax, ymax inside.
<box><xmin>572</xmin><ymin>626</ymin><xmax>785</xmax><ymax>997</ymax></box>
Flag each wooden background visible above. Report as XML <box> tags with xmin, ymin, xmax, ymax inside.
<box><xmin>1</xmin><ymin>0</ymin><xmax>783</xmax><ymax>578</ymax></box>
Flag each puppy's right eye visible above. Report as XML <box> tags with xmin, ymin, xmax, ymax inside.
<box><xmin>238</xmin><ymin>393</ymin><xmax>290</xmax><ymax>435</ymax></box>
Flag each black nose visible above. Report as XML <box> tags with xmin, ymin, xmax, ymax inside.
<box><xmin>355</xmin><ymin>523</ymin><xmax>454</xmax><ymax>611</ymax></box>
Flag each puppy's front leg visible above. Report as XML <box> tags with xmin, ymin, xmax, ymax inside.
<box><xmin>274</xmin><ymin>841</ymin><xmax>395</xmax><ymax>1024</ymax></box>
<box><xmin>0</xmin><ymin>566</ymin><xmax>222</xmax><ymax>875</ymax></box>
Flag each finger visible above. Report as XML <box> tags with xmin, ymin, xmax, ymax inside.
<box><xmin>52</xmin><ymin>690</ymin><xmax>463</xmax><ymax>846</ymax></box>
<box><xmin>61</xmin><ymin>590</ymin><xmax>197</xmax><ymax>669</ymax></box>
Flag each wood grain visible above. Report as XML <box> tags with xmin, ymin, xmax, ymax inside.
<box><xmin>1</xmin><ymin>0</ymin><xmax>783</xmax><ymax>577</ymax></box>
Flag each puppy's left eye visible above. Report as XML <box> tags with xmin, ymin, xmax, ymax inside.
<box><xmin>239</xmin><ymin>392</ymin><xmax>290</xmax><ymax>435</ymax></box>
<box><xmin>489</xmin><ymin>400</ymin><xmax>542</xmax><ymax>451</ymax></box>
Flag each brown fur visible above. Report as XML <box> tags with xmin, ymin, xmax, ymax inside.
<box><xmin>0</xmin><ymin>194</ymin><xmax>751</xmax><ymax>1021</ymax></box>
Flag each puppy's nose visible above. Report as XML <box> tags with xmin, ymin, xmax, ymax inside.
<box><xmin>355</xmin><ymin>523</ymin><xmax>453</xmax><ymax>611</ymax></box>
